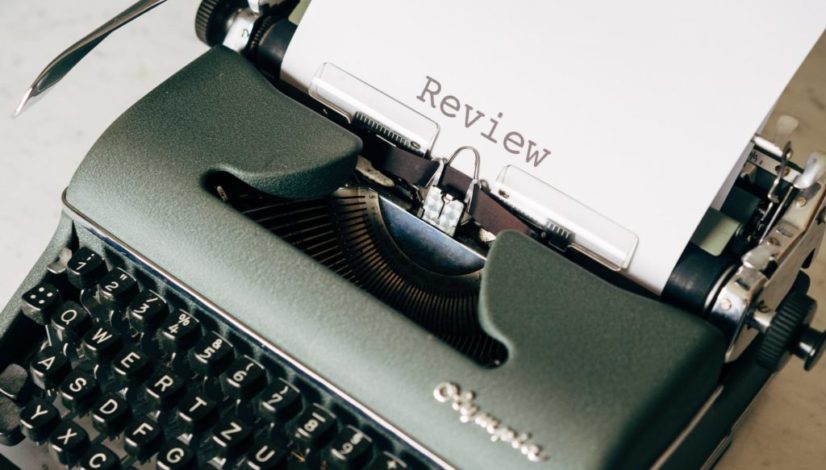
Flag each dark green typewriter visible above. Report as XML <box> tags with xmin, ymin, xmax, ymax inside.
<box><xmin>1</xmin><ymin>1</ymin><xmax>825</xmax><ymax>469</ymax></box>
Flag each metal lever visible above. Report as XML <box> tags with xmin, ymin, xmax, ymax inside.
<box><xmin>13</xmin><ymin>0</ymin><xmax>169</xmax><ymax>117</ymax></box>
<box><xmin>420</xmin><ymin>146</ymin><xmax>482</xmax><ymax>236</ymax></box>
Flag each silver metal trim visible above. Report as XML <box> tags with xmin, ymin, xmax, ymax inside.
<box><xmin>699</xmin><ymin>433</ymin><xmax>732</xmax><ymax>470</ymax></box>
<box><xmin>650</xmin><ymin>386</ymin><xmax>724</xmax><ymax>470</ymax></box>
<box><xmin>698</xmin><ymin>372</ymin><xmax>777</xmax><ymax>470</ymax></box>
<box><xmin>61</xmin><ymin>191</ymin><xmax>455</xmax><ymax>470</ymax></box>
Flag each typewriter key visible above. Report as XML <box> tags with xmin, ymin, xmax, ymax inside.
<box><xmin>29</xmin><ymin>347</ymin><xmax>70</xmax><ymax>390</ymax></box>
<box><xmin>127</xmin><ymin>290</ymin><xmax>168</xmax><ymax>332</ymax></box>
<box><xmin>124</xmin><ymin>416</ymin><xmax>163</xmax><ymax>461</ymax></box>
<box><xmin>66</xmin><ymin>247</ymin><xmax>107</xmax><ymax>289</ymax></box>
<box><xmin>59</xmin><ymin>369</ymin><xmax>99</xmax><ymax>412</ymax></box>
<box><xmin>19</xmin><ymin>398</ymin><xmax>60</xmax><ymax>443</ymax></box>
<box><xmin>98</xmin><ymin>268</ymin><xmax>139</xmax><ymax>308</ymax></box>
<box><xmin>77</xmin><ymin>444</ymin><xmax>120</xmax><ymax>470</ymax></box>
<box><xmin>49</xmin><ymin>420</ymin><xmax>90</xmax><ymax>465</ymax></box>
<box><xmin>156</xmin><ymin>441</ymin><xmax>196</xmax><ymax>470</ymax></box>
<box><xmin>243</xmin><ymin>437</ymin><xmax>288</xmax><ymax>470</ymax></box>
<box><xmin>21</xmin><ymin>282</ymin><xmax>61</xmax><ymax>325</ymax></box>
<box><xmin>51</xmin><ymin>300</ymin><xmax>92</xmax><ymax>342</ymax></box>
<box><xmin>91</xmin><ymin>393</ymin><xmax>132</xmax><ymax>436</ymax></box>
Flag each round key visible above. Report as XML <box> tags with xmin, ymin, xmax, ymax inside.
<box><xmin>127</xmin><ymin>290</ymin><xmax>167</xmax><ymax>332</ymax></box>
<box><xmin>244</xmin><ymin>437</ymin><xmax>288</xmax><ymax>470</ymax></box>
<box><xmin>92</xmin><ymin>393</ymin><xmax>132</xmax><ymax>436</ymax></box>
<box><xmin>98</xmin><ymin>268</ymin><xmax>138</xmax><ymax>308</ymax></box>
<box><xmin>124</xmin><ymin>416</ymin><xmax>163</xmax><ymax>461</ymax></box>
<box><xmin>257</xmin><ymin>378</ymin><xmax>302</xmax><ymax>424</ymax></box>
<box><xmin>367</xmin><ymin>452</ymin><xmax>409</xmax><ymax>470</ymax></box>
<box><xmin>51</xmin><ymin>301</ymin><xmax>92</xmax><ymax>342</ymax></box>
<box><xmin>290</xmin><ymin>405</ymin><xmax>337</xmax><ymax>451</ymax></box>
<box><xmin>144</xmin><ymin>370</ymin><xmax>184</xmax><ymax>410</ymax></box>
<box><xmin>82</xmin><ymin>323</ymin><xmax>123</xmax><ymax>360</ymax></box>
<box><xmin>112</xmin><ymin>345</ymin><xmax>153</xmax><ymax>385</ymax></box>
<box><xmin>188</xmin><ymin>331</ymin><xmax>233</xmax><ymax>376</ymax></box>
<box><xmin>59</xmin><ymin>369</ymin><xmax>98</xmax><ymax>412</ymax></box>
<box><xmin>19</xmin><ymin>398</ymin><xmax>60</xmax><ymax>442</ymax></box>
<box><xmin>322</xmin><ymin>426</ymin><xmax>374</xmax><ymax>469</ymax></box>
<box><xmin>221</xmin><ymin>357</ymin><xmax>266</xmax><ymax>400</ymax></box>
<box><xmin>29</xmin><ymin>347</ymin><xmax>70</xmax><ymax>390</ymax></box>
<box><xmin>156</xmin><ymin>441</ymin><xmax>196</xmax><ymax>470</ymax></box>
<box><xmin>66</xmin><ymin>247</ymin><xmax>107</xmax><ymax>289</ymax></box>
<box><xmin>78</xmin><ymin>443</ymin><xmax>121</xmax><ymax>470</ymax></box>
<box><xmin>211</xmin><ymin>415</ymin><xmax>254</xmax><ymax>459</ymax></box>
<box><xmin>21</xmin><ymin>282</ymin><xmax>62</xmax><ymax>325</ymax></box>
<box><xmin>177</xmin><ymin>392</ymin><xmax>218</xmax><ymax>434</ymax></box>
<box><xmin>159</xmin><ymin>311</ymin><xmax>201</xmax><ymax>353</ymax></box>
<box><xmin>50</xmin><ymin>420</ymin><xmax>90</xmax><ymax>465</ymax></box>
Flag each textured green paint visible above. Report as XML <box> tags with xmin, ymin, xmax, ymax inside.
<box><xmin>0</xmin><ymin>47</ymin><xmax>729</xmax><ymax>468</ymax></box>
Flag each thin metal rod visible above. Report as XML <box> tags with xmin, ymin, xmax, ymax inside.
<box><xmin>13</xmin><ymin>0</ymin><xmax>169</xmax><ymax>117</ymax></box>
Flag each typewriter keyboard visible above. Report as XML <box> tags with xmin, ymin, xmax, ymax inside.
<box><xmin>0</xmin><ymin>243</ymin><xmax>423</xmax><ymax>469</ymax></box>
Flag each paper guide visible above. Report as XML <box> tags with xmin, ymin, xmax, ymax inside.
<box><xmin>281</xmin><ymin>0</ymin><xmax>826</xmax><ymax>292</ymax></box>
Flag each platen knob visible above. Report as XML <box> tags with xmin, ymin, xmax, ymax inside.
<box><xmin>757</xmin><ymin>292</ymin><xmax>825</xmax><ymax>371</ymax></box>
<box><xmin>195</xmin><ymin>0</ymin><xmax>248</xmax><ymax>46</ymax></box>
<box><xmin>793</xmin><ymin>326</ymin><xmax>826</xmax><ymax>371</ymax></box>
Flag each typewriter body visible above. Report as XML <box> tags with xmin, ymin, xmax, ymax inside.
<box><xmin>1</xmin><ymin>1</ymin><xmax>825</xmax><ymax>469</ymax></box>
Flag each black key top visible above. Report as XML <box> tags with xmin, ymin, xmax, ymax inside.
<box><xmin>177</xmin><ymin>392</ymin><xmax>218</xmax><ymax>434</ymax></box>
<box><xmin>0</xmin><ymin>364</ymin><xmax>32</xmax><ymax>403</ymax></box>
<box><xmin>144</xmin><ymin>370</ymin><xmax>185</xmax><ymax>410</ymax></box>
<box><xmin>59</xmin><ymin>369</ymin><xmax>98</xmax><ymax>412</ymax></box>
<box><xmin>211</xmin><ymin>415</ymin><xmax>254</xmax><ymax>459</ymax></box>
<box><xmin>156</xmin><ymin>441</ymin><xmax>196</xmax><ymax>470</ymax></box>
<box><xmin>29</xmin><ymin>347</ymin><xmax>70</xmax><ymax>389</ymax></box>
<box><xmin>244</xmin><ymin>438</ymin><xmax>288</xmax><ymax>470</ymax></box>
<box><xmin>79</xmin><ymin>443</ymin><xmax>121</xmax><ymax>470</ymax></box>
<box><xmin>19</xmin><ymin>398</ymin><xmax>60</xmax><ymax>442</ymax></box>
<box><xmin>0</xmin><ymin>396</ymin><xmax>22</xmax><ymax>446</ymax></box>
<box><xmin>127</xmin><ymin>290</ymin><xmax>167</xmax><ymax>332</ymax></box>
<box><xmin>365</xmin><ymin>452</ymin><xmax>408</xmax><ymax>470</ymax></box>
<box><xmin>66</xmin><ymin>247</ymin><xmax>107</xmax><ymax>289</ymax></box>
<box><xmin>82</xmin><ymin>323</ymin><xmax>123</xmax><ymax>360</ymax></box>
<box><xmin>291</xmin><ymin>405</ymin><xmax>337</xmax><ymax>451</ymax></box>
<box><xmin>222</xmin><ymin>357</ymin><xmax>267</xmax><ymax>400</ymax></box>
<box><xmin>50</xmin><ymin>420</ymin><xmax>90</xmax><ymax>465</ymax></box>
<box><xmin>188</xmin><ymin>332</ymin><xmax>233</xmax><ymax>376</ymax></box>
<box><xmin>98</xmin><ymin>268</ymin><xmax>138</xmax><ymax>308</ymax></box>
<box><xmin>159</xmin><ymin>311</ymin><xmax>201</xmax><ymax>352</ymax></box>
<box><xmin>51</xmin><ymin>300</ymin><xmax>93</xmax><ymax>342</ymax></box>
<box><xmin>21</xmin><ymin>282</ymin><xmax>61</xmax><ymax>325</ymax></box>
<box><xmin>0</xmin><ymin>454</ymin><xmax>20</xmax><ymax>470</ymax></box>
<box><xmin>112</xmin><ymin>345</ymin><xmax>153</xmax><ymax>384</ymax></box>
<box><xmin>322</xmin><ymin>426</ymin><xmax>373</xmax><ymax>469</ymax></box>
<box><xmin>257</xmin><ymin>378</ymin><xmax>302</xmax><ymax>423</ymax></box>
<box><xmin>92</xmin><ymin>393</ymin><xmax>132</xmax><ymax>436</ymax></box>
<box><xmin>123</xmin><ymin>416</ymin><xmax>163</xmax><ymax>461</ymax></box>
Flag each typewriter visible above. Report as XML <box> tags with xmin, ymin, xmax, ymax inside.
<box><xmin>1</xmin><ymin>1</ymin><xmax>825</xmax><ymax>469</ymax></box>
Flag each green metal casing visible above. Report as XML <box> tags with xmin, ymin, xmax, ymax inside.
<box><xmin>1</xmin><ymin>47</ymin><xmax>727</xmax><ymax>469</ymax></box>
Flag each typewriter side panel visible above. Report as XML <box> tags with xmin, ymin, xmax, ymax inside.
<box><xmin>51</xmin><ymin>47</ymin><xmax>728</xmax><ymax>469</ymax></box>
<box><xmin>480</xmin><ymin>231</ymin><xmax>727</xmax><ymax>468</ymax></box>
<box><xmin>0</xmin><ymin>216</ymin><xmax>74</xmax><ymax>368</ymax></box>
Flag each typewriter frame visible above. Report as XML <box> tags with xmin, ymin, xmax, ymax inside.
<box><xmin>2</xmin><ymin>44</ymin><xmax>802</xmax><ymax>469</ymax></box>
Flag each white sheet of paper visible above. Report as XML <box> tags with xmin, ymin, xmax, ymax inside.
<box><xmin>281</xmin><ymin>0</ymin><xmax>826</xmax><ymax>292</ymax></box>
